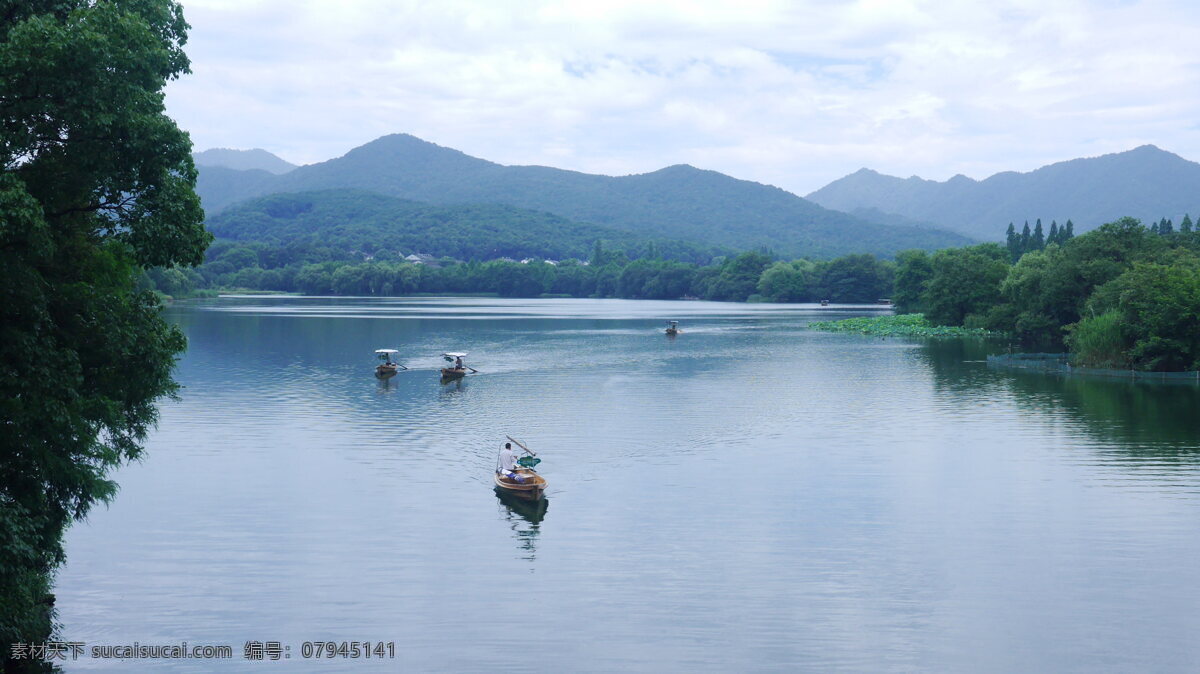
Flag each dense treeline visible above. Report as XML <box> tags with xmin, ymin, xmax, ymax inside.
<box><xmin>1004</xmin><ymin>218</ymin><xmax>1075</xmax><ymax>262</ymax></box>
<box><xmin>147</xmin><ymin>242</ymin><xmax>898</xmax><ymax>304</ymax></box>
<box><xmin>895</xmin><ymin>217</ymin><xmax>1200</xmax><ymax>371</ymax></box>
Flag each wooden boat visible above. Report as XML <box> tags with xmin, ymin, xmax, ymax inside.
<box><xmin>495</xmin><ymin>435</ymin><xmax>546</xmax><ymax>499</ymax></box>
<box><xmin>440</xmin><ymin>352</ymin><xmax>471</xmax><ymax>379</ymax></box>
<box><xmin>375</xmin><ymin>348</ymin><xmax>406</xmax><ymax>376</ymax></box>
<box><xmin>494</xmin><ymin>469</ymin><xmax>547</xmax><ymax>499</ymax></box>
<box><xmin>665</xmin><ymin>320</ymin><xmax>680</xmax><ymax>336</ymax></box>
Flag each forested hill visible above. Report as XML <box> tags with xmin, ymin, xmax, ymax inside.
<box><xmin>196</xmin><ymin>133</ymin><xmax>973</xmax><ymax>259</ymax></box>
<box><xmin>193</xmin><ymin>148</ymin><xmax>297</xmax><ymax>174</ymax></box>
<box><xmin>806</xmin><ymin>145</ymin><xmax>1200</xmax><ymax>240</ymax></box>
<box><xmin>206</xmin><ymin>190</ymin><xmax>723</xmax><ymax>262</ymax></box>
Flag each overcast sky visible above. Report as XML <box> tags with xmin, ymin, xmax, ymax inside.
<box><xmin>167</xmin><ymin>0</ymin><xmax>1200</xmax><ymax>195</ymax></box>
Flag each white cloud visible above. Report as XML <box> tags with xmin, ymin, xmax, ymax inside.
<box><xmin>168</xmin><ymin>0</ymin><xmax>1200</xmax><ymax>194</ymax></box>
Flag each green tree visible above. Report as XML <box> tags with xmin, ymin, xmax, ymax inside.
<box><xmin>1019</xmin><ymin>221</ymin><xmax>1031</xmax><ymax>257</ymax></box>
<box><xmin>1181</xmin><ymin>214</ymin><xmax>1194</xmax><ymax>234</ymax></box>
<box><xmin>1081</xmin><ymin>262</ymin><xmax>1200</xmax><ymax>370</ymax></box>
<box><xmin>922</xmin><ymin>244</ymin><xmax>1009</xmax><ymax>326</ymax></box>
<box><xmin>705</xmin><ymin>251</ymin><xmax>773</xmax><ymax>301</ymax></box>
<box><xmin>813</xmin><ymin>253</ymin><xmax>892</xmax><ymax>303</ymax></box>
<box><xmin>0</xmin><ymin>0</ymin><xmax>208</xmax><ymax>652</ymax></box>
<box><xmin>1032</xmin><ymin>219</ymin><xmax>1045</xmax><ymax>250</ymax></box>
<box><xmin>756</xmin><ymin>260</ymin><xmax>813</xmax><ymax>302</ymax></box>
<box><xmin>892</xmin><ymin>250</ymin><xmax>933</xmax><ymax>313</ymax></box>
<box><xmin>1047</xmin><ymin>220</ymin><xmax>1060</xmax><ymax>246</ymax></box>
<box><xmin>1005</xmin><ymin>223</ymin><xmax>1020</xmax><ymax>263</ymax></box>
<box><xmin>1065</xmin><ymin>310</ymin><xmax>1127</xmax><ymax>369</ymax></box>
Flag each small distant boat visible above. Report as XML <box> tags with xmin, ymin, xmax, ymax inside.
<box><xmin>665</xmin><ymin>320</ymin><xmax>680</xmax><ymax>336</ymax></box>
<box><xmin>440</xmin><ymin>352</ymin><xmax>473</xmax><ymax>379</ymax></box>
<box><xmin>375</xmin><ymin>349</ymin><xmax>406</xmax><ymax>376</ymax></box>
<box><xmin>820</xmin><ymin>299</ymin><xmax>829</xmax><ymax>306</ymax></box>
<box><xmin>494</xmin><ymin>435</ymin><xmax>547</xmax><ymax>500</ymax></box>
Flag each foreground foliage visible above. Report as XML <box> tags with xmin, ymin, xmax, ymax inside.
<box><xmin>0</xmin><ymin>0</ymin><xmax>207</xmax><ymax>654</ymax></box>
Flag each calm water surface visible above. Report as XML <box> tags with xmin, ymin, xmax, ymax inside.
<box><xmin>57</xmin><ymin>297</ymin><xmax>1200</xmax><ymax>672</ymax></box>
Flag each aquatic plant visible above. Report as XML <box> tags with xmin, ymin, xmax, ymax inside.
<box><xmin>808</xmin><ymin>313</ymin><xmax>1002</xmax><ymax>338</ymax></box>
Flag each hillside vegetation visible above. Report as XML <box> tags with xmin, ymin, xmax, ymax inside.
<box><xmin>206</xmin><ymin>190</ymin><xmax>723</xmax><ymax>263</ymax></box>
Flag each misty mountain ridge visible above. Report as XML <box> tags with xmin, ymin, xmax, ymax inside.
<box><xmin>193</xmin><ymin>147</ymin><xmax>297</xmax><ymax>175</ymax></box>
<box><xmin>196</xmin><ymin>133</ymin><xmax>973</xmax><ymax>259</ymax></box>
<box><xmin>807</xmin><ymin>145</ymin><xmax>1200</xmax><ymax>239</ymax></box>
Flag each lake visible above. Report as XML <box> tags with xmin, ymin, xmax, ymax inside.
<box><xmin>56</xmin><ymin>297</ymin><xmax>1200</xmax><ymax>672</ymax></box>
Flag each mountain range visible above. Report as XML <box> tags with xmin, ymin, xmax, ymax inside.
<box><xmin>194</xmin><ymin>134</ymin><xmax>971</xmax><ymax>259</ymax></box>
<box><xmin>806</xmin><ymin>145</ymin><xmax>1200</xmax><ymax>240</ymax></box>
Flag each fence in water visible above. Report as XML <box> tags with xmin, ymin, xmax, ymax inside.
<box><xmin>986</xmin><ymin>352</ymin><xmax>1200</xmax><ymax>383</ymax></box>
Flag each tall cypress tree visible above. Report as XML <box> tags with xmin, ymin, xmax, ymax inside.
<box><xmin>1064</xmin><ymin>220</ymin><xmax>1074</xmax><ymax>240</ymax></box>
<box><xmin>1047</xmin><ymin>220</ymin><xmax>1059</xmax><ymax>246</ymax></box>
<box><xmin>1182</xmin><ymin>214</ymin><xmax>1194</xmax><ymax>234</ymax></box>
<box><xmin>1151</xmin><ymin>221</ymin><xmax>1161</xmax><ymax>235</ymax></box>
<box><xmin>1162</xmin><ymin>218</ymin><xmax>1174</xmax><ymax>235</ymax></box>
<box><xmin>1020</xmin><ymin>221</ymin><xmax>1031</xmax><ymax>255</ymax></box>
<box><xmin>1005</xmin><ymin>222</ymin><xmax>1020</xmax><ymax>262</ymax></box>
<box><xmin>1032</xmin><ymin>219</ymin><xmax>1045</xmax><ymax>250</ymax></box>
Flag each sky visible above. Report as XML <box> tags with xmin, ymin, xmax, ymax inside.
<box><xmin>167</xmin><ymin>0</ymin><xmax>1200</xmax><ymax>195</ymax></box>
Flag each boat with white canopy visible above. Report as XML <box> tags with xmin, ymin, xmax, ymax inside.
<box><xmin>374</xmin><ymin>349</ymin><xmax>406</xmax><ymax>376</ymax></box>
<box><xmin>440</xmin><ymin>352</ymin><xmax>473</xmax><ymax>379</ymax></box>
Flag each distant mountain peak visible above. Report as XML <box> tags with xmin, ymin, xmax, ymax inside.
<box><xmin>643</xmin><ymin>163</ymin><xmax>709</xmax><ymax>177</ymax></box>
<box><xmin>333</xmin><ymin>132</ymin><xmax>492</xmax><ymax>169</ymax></box>
<box><xmin>193</xmin><ymin>148</ymin><xmax>297</xmax><ymax>175</ymax></box>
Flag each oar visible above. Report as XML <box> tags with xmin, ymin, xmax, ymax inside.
<box><xmin>506</xmin><ymin>435</ymin><xmax>536</xmax><ymax>456</ymax></box>
<box><xmin>467</xmin><ymin>366</ymin><xmax>480</xmax><ymax>373</ymax></box>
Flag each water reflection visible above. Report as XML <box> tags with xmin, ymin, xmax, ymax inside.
<box><xmin>495</xmin><ymin>488</ymin><xmax>548</xmax><ymax>524</ymax></box>
<box><xmin>1006</xmin><ymin>372</ymin><xmax>1200</xmax><ymax>453</ymax></box>
<box><xmin>495</xmin><ymin>489</ymin><xmax>548</xmax><ymax>564</ymax></box>
<box><xmin>918</xmin><ymin>339</ymin><xmax>1200</xmax><ymax>467</ymax></box>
